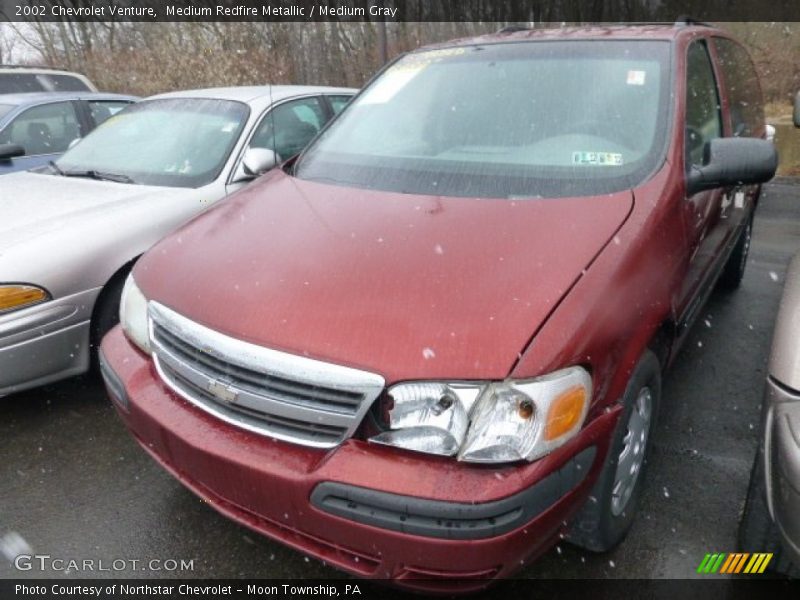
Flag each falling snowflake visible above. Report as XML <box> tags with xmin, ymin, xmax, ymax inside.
<box><xmin>0</xmin><ymin>532</ymin><xmax>32</xmax><ymax>561</ymax></box>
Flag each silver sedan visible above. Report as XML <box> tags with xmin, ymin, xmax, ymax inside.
<box><xmin>0</xmin><ymin>85</ymin><xmax>354</xmax><ymax>396</ymax></box>
<box><xmin>739</xmin><ymin>252</ymin><xmax>800</xmax><ymax>577</ymax></box>
<box><xmin>738</xmin><ymin>92</ymin><xmax>800</xmax><ymax>577</ymax></box>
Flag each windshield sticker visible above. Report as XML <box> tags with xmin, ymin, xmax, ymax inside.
<box><xmin>572</xmin><ymin>151</ymin><xmax>623</xmax><ymax>166</ymax></box>
<box><xmin>627</xmin><ymin>70</ymin><xmax>646</xmax><ymax>85</ymax></box>
<box><xmin>360</xmin><ymin>64</ymin><xmax>425</xmax><ymax>104</ymax></box>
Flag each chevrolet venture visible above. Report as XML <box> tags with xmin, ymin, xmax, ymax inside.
<box><xmin>101</xmin><ymin>24</ymin><xmax>777</xmax><ymax>588</ymax></box>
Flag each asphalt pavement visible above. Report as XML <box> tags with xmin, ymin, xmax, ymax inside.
<box><xmin>2</xmin><ymin>179</ymin><xmax>799</xmax><ymax>582</ymax></box>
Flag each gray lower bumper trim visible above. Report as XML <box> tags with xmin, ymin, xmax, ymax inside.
<box><xmin>99</xmin><ymin>349</ymin><xmax>129</xmax><ymax>411</ymax></box>
<box><xmin>310</xmin><ymin>446</ymin><xmax>596</xmax><ymax>540</ymax></box>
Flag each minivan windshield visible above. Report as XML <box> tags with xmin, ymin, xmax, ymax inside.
<box><xmin>55</xmin><ymin>98</ymin><xmax>249</xmax><ymax>188</ymax></box>
<box><xmin>296</xmin><ymin>40</ymin><xmax>672</xmax><ymax>198</ymax></box>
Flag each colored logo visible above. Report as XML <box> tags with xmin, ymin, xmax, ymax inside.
<box><xmin>697</xmin><ymin>553</ymin><xmax>773</xmax><ymax>575</ymax></box>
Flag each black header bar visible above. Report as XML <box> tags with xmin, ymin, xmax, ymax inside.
<box><xmin>1</xmin><ymin>0</ymin><xmax>799</xmax><ymax>23</ymax></box>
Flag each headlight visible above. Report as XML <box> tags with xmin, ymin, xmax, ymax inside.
<box><xmin>369</xmin><ymin>383</ymin><xmax>475</xmax><ymax>456</ymax></box>
<box><xmin>0</xmin><ymin>284</ymin><xmax>49</xmax><ymax>314</ymax></box>
<box><xmin>369</xmin><ymin>366</ymin><xmax>591</xmax><ymax>464</ymax></box>
<box><xmin>119</xmin><ymin>274</ymin><xmax>151</xmax><ymax>354</ymax></box>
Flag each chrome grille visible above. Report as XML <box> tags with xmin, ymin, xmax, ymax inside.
<box><xmin>148</xmin><ymin>302</ymin><xmax>385</xmax><ymax>448</ymax></box>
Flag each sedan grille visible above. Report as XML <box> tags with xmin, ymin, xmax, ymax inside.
<box><xmin>148</xmin><ymin>301</ymin><xmax>385</xmax><ymax>448</ymax></box>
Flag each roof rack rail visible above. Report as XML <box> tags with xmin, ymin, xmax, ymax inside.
<box><xmin>0</xmin><ymin>64</ymin><xmax>72</xmax><ymax>72</ymax></box>
<box><xmin>674</xmin><ymin>16</ymin><xmax>715</xmax><ymax>28</ymax></box>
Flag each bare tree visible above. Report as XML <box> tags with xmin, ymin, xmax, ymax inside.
<box><xmin>5</xmin><ymin>18</ymin><xmax>794</xmax><ymax>109</ymax></box>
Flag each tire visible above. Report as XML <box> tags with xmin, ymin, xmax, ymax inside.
<box><xmin>738</xmin><ymin>449</ymin><xmax>799</xmax><ymax>577</ymax></box>
<box><xmin>89</xmin><ymin>272</ymin><xmax>127</xmax><ymax>368</ymax></box>
<box><xmin>718</xmin><ymin>215</ymin><xmax>753</xmax><ymax>290</ymax></box>
<box><xmin>566</xmin><ymin>350</ymin><xmax>661</xmax><ymax>552</ymax></box>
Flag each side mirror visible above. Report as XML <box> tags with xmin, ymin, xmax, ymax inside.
<box><xmin>231</xmin><ymin>147</ymin><xmax>279</xmax><ymax>183</ymax></box>
<box><xmin>68</xmin><ymin>137</ymin><xmax>81</xmax><ymax>150</ymax></box>
<box><xmin>0</xmin><ymin>143</ymin><xmax>25</xmax><ymax>161</ymax></box>
<box><xmin>794</xmin><ymin>91</ymin><xmax>800</xmax><ymax>128</ymax></box>
<box><xmin>687</xmin><ymin>137</ymin><xmax>777</xmax><ymax>196</ymax></box>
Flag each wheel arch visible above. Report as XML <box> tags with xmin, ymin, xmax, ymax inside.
<box><xmin>89</xmin><ymin>255</ymin><xmax>140</xmax><ymax>348</ymax></box>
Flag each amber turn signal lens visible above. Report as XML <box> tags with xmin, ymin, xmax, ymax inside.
<box><xmin>0</xmin><ymin>285</ymin><xmax>49</xmax><ymax>313</ymax></box>
<box><xmin>544</xmin><ymin>385</ymin><xmax>587</xmax><ymax>441</ymax></box>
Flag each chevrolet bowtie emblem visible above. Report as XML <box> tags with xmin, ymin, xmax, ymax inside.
<box><xmin>207</xmin><ymin>380</ymin><xmax>238</xmax><ymax>403</ymax></box>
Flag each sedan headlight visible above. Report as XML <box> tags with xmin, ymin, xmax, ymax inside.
<box><xmin>119</xmin><ymin>274</ymin><xmax>151</xmax><ymax>354</ymax></box>
<box><xmin>0</xmin><ymin>284</ymin><xmax>49</xmax><ymax>314</ymax></box>
<box><xmin>370</xmin><ymin>366</ymin><xmax>591</xmax><ymax>464</ymax></box>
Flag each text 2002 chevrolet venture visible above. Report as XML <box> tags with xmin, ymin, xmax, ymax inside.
<box><xmin>101</xmin><ymin>24</ymin><xmax>777</xmax><ymax>587</ymax></box>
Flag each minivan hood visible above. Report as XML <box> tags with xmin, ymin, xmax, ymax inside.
<box><xmin>0</xmin><ymin>171</ymin><xmax>185</xmax><ymax>252</ymax></box>
<box><xmin>135</xmin><ymin>171</ymin><xmax>633</xmax><ymax>382</ymax></box>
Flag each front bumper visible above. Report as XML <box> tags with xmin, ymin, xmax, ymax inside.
<box><xmin>765</xmin><ymin>377</ymin><xmax>800</xmax><ymax>565</ymax></box>
<box><xmin>0</xmin><ymin>288</ymin><xmax>99</xmax><ymax>396</ymax></box>
<box><xmin>101</xmin><ymin>326</ymin><xmax>619</xmax><ymax>588</ymax></box>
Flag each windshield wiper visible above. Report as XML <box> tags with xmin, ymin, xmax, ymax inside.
<box><xmin>48</xmin><ymin>160</ymin><xmax>65</xmax><ymax>176</ymax></box>
<box><xmin>56</xmin><ymin>168</ymin><xmax>136</xmax><ymax>184</ymax></box>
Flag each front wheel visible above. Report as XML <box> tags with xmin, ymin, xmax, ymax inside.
<box><xmin>89</xmin><ymin>272</ymin><xmax>128</xmax><ymax>369</ymax></box>
<box><xmin>738</xmin><ymin>449</ymin><xmax>798</xmax><ymax>577</ymax></box>
<box><xmin>566</xmin><ymin>350</ymin><xmax>661</xmax><ymax>552</ymax></box>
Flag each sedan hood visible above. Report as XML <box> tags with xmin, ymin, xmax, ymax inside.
<box><xmin>136</xmin><ymin>171</ymin><xmax>633</xmax><ymax>382</ymax></box>
<box><xmin>0</xmin><ymin>171</ymin><xmax>185</xmax><ymax>253</ymax></box>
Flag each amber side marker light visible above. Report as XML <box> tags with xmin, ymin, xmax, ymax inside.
<box><xmin>544</xmin><ymin>385</ymin><xmax>587</xmax><ymax>441</ymax></box>
<box><xmin>0</xmin><ymin>285</ymin><xmax>49</xmax><ymax>314</ymax></box>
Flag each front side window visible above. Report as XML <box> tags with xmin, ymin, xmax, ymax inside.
<box><xmin>87</xmin><ymin>100</ymin><xmax>132</xmax><ymax>127</ymax></box>
<box><xmin>250</xmin><ymin>97</ymin><xmax>326</xmax><ymax>161</ymax></box>
<box><xmin>0</xmin><ymin>73</ymin><xmax>42</xmax><ymax>93</ymax></box>
<box><xmin>328</xmin><ymin>95</ymin><xmax>352</xmax><ymax>115</ymax></box>
<box><xmin>0</xmin><ymin>101</ymin><xmax>81</xmax><ymax>156</ymax></box>
<box><xmin>685</xmin><ymin>41</ymin><xmax>723</xmax><ymax>168</ymax></box>
<box><xmin>56</xmin><ymin>98</ymin><xmax>249</xmax><ymax>188</ymax></box>
<box><xmin>713</xmin><ymin>37</ymin><xmax>764</xmax><ymax>138</ymax></box>
<box><xmin>296</xmin><ymin>41</ymin><xmax>672</xmax><ymax>198</ymax></box>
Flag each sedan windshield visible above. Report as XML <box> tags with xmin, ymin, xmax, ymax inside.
<box><xmin>0</xmin><ymin>104</ymin><xmax>14</xmax><ymax>121</ymax></box>
<box><xmin>55</xmin><ymin>98</ymin><xmax>249</xmax><ymax>188</ymax></box>
<box><xmin>296</xmin><ymin>40</ymin><xmax>671</xmax><ymax>198</ymax></box>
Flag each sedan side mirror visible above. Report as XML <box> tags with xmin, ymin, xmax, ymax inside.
<box><xmin>231</xmin><ymin>147</ymin><xmax>279</xmax><ymax>183</ymax></box>
<box><xmin>794</xmin><ymin>91</ymin><xmax>800</xmax><ymax>128</ymax></box>
<box><xmin>687</xmin><ymin>137</ymin><xmax>777</xmax><ymax>196</ymax></box>
<box><xmin>68</xmin><ymin>137</ymin><xmax>81</xmax><ymax>150</ymax></box>
<box><xmin>0</xmin><ymin>143</ymin><xmax>25</xmax><ymax>161</ymax></box>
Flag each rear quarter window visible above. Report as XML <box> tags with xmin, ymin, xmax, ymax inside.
<box><xmin>41</xmin><ymin>74</ymin><xmax>92</xmax><ymax>92</ymax></box>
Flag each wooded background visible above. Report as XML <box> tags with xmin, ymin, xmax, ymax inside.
<box><xmin>2</xmin><ymin>21</ymin><xmax>798</xmax><ymax>113</ymax></box>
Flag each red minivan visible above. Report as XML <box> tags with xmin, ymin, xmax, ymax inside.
<box><xmin>100</xmin><ymin>23</ymin><xmax>777</xmax><ymax>588</ymax></box>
